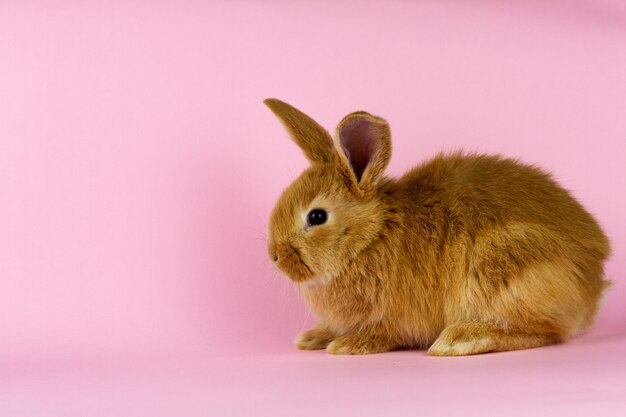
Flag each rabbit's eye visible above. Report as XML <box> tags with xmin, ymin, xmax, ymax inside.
<box><xmin>307</xmin><ymin>209</ymin><xmax>328</xmax><ymax>226</ymax></box>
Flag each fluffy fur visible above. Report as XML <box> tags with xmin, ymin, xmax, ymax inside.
<box><xmin>264</xmin><ymin>98</ymin><xmax>611</xmax><ymax>356</ymax></box>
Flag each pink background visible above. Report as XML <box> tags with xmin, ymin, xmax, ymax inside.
<box><xmin>1</xmin><ymin>1</ymin><xmax>625</xmax><ymax>415</ymax></box>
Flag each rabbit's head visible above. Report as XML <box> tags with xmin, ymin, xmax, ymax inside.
<box><xmin>265</xmin><ymin>99</ymin><xmax>392</xmax><ymax>283</ymax></box>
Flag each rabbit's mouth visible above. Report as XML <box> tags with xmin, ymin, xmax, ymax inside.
<box><xmin>271</xmin><ymin>244</ymin><xmax>315</xmax><ymax>282</ymax></box>
<box><xmin>277</xmin><ymin>258</ymin><xmax>314</xmax><ymax>282</ymax></box>
<box><xmin>283</xmin><ymin>261</ymin><xmax>314</xmax><ymax>283</ymax></box>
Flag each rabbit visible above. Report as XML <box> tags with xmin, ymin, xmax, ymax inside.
<box><xmin>264</xmin><ymin>98</ymin><xmax>611</xmax><ymax>356</ymax></box>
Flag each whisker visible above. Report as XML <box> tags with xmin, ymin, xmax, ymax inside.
<box><xmin>298</xmin><ymin>300</ymin><xmax>312</xmax><ymax>335</ymax></box>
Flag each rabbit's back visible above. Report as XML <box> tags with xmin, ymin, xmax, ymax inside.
<box><xmin>397</xmin><ymin>152</ymin><xmax>609</xmax><ymax>256</ymax></box>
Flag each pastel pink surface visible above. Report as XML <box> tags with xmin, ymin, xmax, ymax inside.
<box><xmin>2</xmin><ymin>331</ymin><xmax>626</xmax><ymax>417</ymax></box>
<box><xmin>1</xmin><ymin>1</ymin><xmax>625</xmax><ymax>415</ymax></box>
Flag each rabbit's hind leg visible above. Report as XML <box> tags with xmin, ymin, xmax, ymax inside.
<box><xmin>427</xmin><ymin>322</ymin><xmax>559</xmax><ymax>356</ymax></box>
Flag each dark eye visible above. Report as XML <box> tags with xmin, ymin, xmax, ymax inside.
<box><xmin>307</xmin><ymin>209</ymin><xmax>328</xmax><ymax>226</ymax></box>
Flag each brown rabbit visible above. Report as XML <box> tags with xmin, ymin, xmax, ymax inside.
<box><xmin>264</xmin><ymin>98</ymin><xmax>611</xmax><ymax>356</ymax></box>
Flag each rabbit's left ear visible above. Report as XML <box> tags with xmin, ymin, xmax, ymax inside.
<box><xmin>264</xmin><ymin>98</ymin><xmax>335</xmax><ymax>164</ymax></box>
<box><xmin>335</xmin><ymin>111</ymin><xmax>392</xmax><ymax>192</ymax></box>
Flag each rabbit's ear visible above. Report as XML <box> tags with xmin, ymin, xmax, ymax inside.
<box><xmin>264</xmin><ymin>98</ymin><xmax>334</xmax><ymax>163</ymax></box>
<box><xmin>335</xmin><ymin>111</ymin><xmax>391</xmax><ymax>191</ymax></box>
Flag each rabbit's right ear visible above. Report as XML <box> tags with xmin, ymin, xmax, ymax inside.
<box><xmin>264</xmin><ymin>99</ymin><xmax>334</xmax><ymax>164</ymax></box>
<box><xmin>335</xmin><ymin>111</ymin><xmax>391</xmax><ymax>193</ymax></box>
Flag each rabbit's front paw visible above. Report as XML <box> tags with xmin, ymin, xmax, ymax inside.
<box><xmin>295</xmin><ymin>327</ymin><xmax>336</xmax><ymax>350</ymax></box>
<box><xmin>326</xmin><ymin>334</ymin><xmax>393</xmax><ymax>355</ymax></box>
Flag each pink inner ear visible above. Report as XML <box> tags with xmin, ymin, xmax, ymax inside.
<box><xmin>339</xmin><ymin>118</ymin><xmax>377</xmax><ymax>182</ymax></box>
